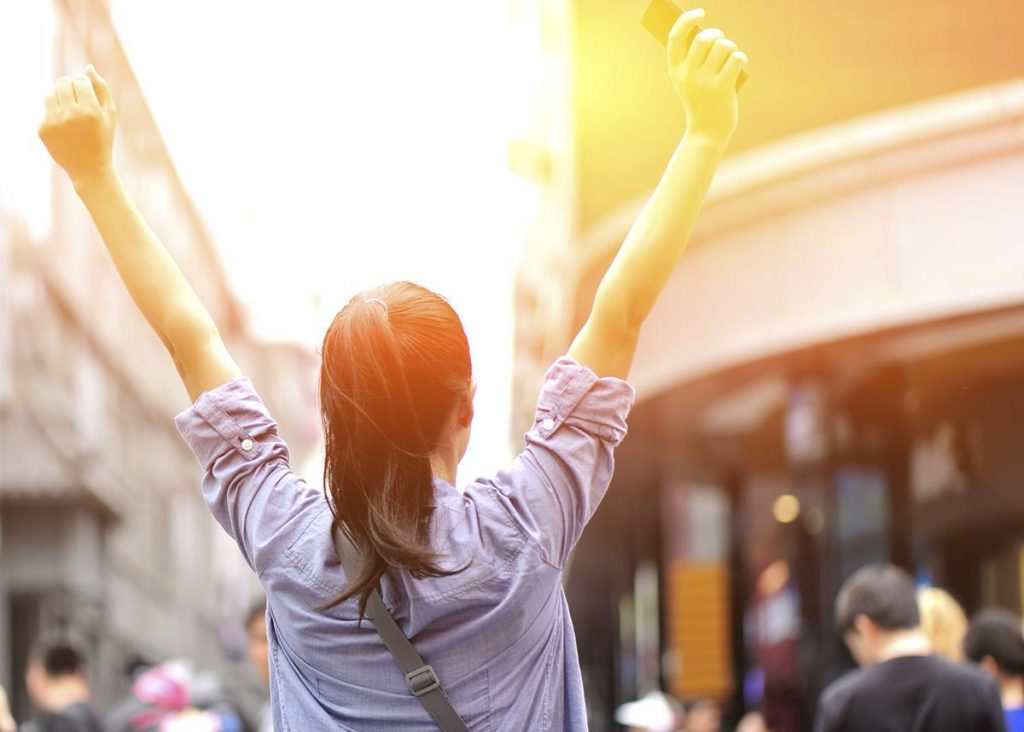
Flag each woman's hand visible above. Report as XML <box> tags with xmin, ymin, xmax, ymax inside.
<box><xmin>38</xmin><ymin>65</ymin><xmax>117</xmax><ymax>187</ymax></box>
<box><xmin>667</xmin><ymin>9</ymin><xmax>747</xmax><ymax>145</ymax></box>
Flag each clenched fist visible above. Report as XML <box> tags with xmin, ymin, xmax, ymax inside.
<box><xmin>668</xmin><ymin>9</ymin><xmax>747</xmax><ymax>144</ymax></box>
<box><xmin>38</xmin><ymin>65</ymin><xmax>117</xmax><ymax>186</ymax></box>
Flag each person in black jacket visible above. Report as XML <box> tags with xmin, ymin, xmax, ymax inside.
<box><xmin>815</xmin><ymin>564</ymin><xmax>1005</xmax><ymax>732</ymax></box>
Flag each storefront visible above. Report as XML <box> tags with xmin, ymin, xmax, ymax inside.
<box><xmin>563</xmin><ymin>82</ymin><xmax>1024</xmax><ymax>731</ymax></box>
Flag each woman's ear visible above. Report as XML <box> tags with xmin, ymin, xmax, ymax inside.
<box><xmin>458</xmin><ymin>382</ymin><xmax>477</xmax><ymax>428</ymax></box>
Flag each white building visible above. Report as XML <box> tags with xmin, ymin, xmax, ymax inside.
<box><xmin>0</xmin><ymin>0</ymin><xmax>319</xmax><ymax>724</ymax></box>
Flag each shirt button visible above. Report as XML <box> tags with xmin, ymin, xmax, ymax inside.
<box><xmin>541</xmin><ymin>418</ymin><xmax>556</xmax><ymax>431</ymax></box>
<box><xmin>241</xmin><ymin>438</ymin><xmax>254</xmax><ymax>451</ymax></box>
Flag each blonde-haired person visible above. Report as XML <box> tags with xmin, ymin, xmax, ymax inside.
<box><xmin>919</xmin><ymin>586</ymin><xmax>969</xmax><ymax>661</ymax></box>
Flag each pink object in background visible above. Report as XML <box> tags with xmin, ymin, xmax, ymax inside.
<box><xmin>133</xmin><ymin>663</ymin><xmax>191</xmax><ymax>710</ymax></box>
<box><xmin>130</xmin><ymin>662</ymin><xmax>193</xmax><ymax>730</ymax></box>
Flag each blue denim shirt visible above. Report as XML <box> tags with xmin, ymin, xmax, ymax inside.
<box><xmin>175</xmin><ymin>357</ymin><xmax>635</xmax><ymax>731</ymax></box>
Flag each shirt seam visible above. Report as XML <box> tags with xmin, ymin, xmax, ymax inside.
<box><xmin>408</xmin><ymin>538</ymin><xmax>527</xmax><ymax>603</ymax></box>
<box><xmin>282</xmin><ymin>508</ymin><xmax>530</xmax><ymax>605</ymax></box>
<box><xmin>539</xmin><ymin>625</ymin><xmax>560</xmax><ymax>730</ymax></box>
<box><xmin>477</xmin><ymin>484</ymin><xmax>533</xmax><ymax>562</ymax></box>
<box><xmin>513</xmin><ymin>449</ymin><xmax>575</xmax><ymax>571</ymax></box>
<box><xmin>269</xmin><ymin>643</ymin><xmax>291</xmax><ymax>732</ymax></box>
<box><xmin>471</xmin><ymin>483</ymin><xmax>558</xmax><ymax>576</ymax></box>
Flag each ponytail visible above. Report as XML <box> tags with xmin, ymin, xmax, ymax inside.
<box><xmin>316</xmin><ymin>282</ymin><xmax>472</xmax><ymax>617</ymax></box>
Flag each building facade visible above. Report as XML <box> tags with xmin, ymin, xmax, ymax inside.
<box><xmin>567</xmin><ymin>87</ymin><xmax>1024</xmax><ymax>731</ymax></box>
<box><xmin>511</xmin><ymin>1</ymin><xmax>1024</xmax><ymax>729</ymax></box>
<box><xmin>0</xmin><ymin>0</ymin><xmax>319</xmax><ymax>725</ymax></box>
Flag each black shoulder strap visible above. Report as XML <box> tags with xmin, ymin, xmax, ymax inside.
<box><xmin>333</xmin><ymin>528</ymin><xmax>470</xmax><ymax>732</ymax></box>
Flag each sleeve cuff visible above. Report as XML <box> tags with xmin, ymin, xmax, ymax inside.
<box><xmin>534</xmin><ymin>356</ymin><xmax>636</xmax><ymax>442</ymax></box>
<box><xmin>174</xmin><ymin>377</ymin><xmax>275</xmax><ymax>467</ymax></box>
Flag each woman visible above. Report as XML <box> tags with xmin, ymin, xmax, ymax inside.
<box><xmin>37</xmin><ymin>9</ymin><xmax>747</xmax><ymax>729</ymax></box>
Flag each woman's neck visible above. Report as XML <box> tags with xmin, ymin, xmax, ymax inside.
<box><xmin>430</xmin><ymin>446</ymin><xmax>459</xmax><ymax>486</ymax></box>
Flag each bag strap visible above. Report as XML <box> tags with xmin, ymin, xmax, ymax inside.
<box><xmin>332</xmin><ymin>527</ymin><xmax>470</xmax><ymax>732</ymax></box>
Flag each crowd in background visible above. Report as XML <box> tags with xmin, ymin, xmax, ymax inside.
<box><xmin>4</xmin><ymin>570</ymin><xmax>1023</xmax><ymax>731</ymax></box>
<box><xmin>0</xmin><ymin>600</ymin><xmax>271</xmax><ymax>732</ymax></box>
<box><xmin>615</xmin><ymin>564</ymin><xmax>1024</xmax><ymax>732</ymax></box>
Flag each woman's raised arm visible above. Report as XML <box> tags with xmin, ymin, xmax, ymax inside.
<box><xmin>38</xmin><ymin>66</ymin><xmax>242</xmax><ymax>403</ymax></box>
<box><xmin>567</xmin><ymin>9</ymin><xmax>747</xmax><ymax>380</ymax></box>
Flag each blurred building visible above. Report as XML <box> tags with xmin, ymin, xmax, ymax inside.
<box><xmin>0</xmin><ymin>0</ymin><xmax>319</xmax><ymax>724</ymax></box>
<box><xmin>511</xmin><ymin>1</ymin><xmax>1024</xmax><ymax>730</ymax></box>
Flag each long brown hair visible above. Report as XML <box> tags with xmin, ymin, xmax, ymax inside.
<box><xmin>318</xmin><ymin>281</ymin><xmax>472</xmax><ymax>616</ymax></box>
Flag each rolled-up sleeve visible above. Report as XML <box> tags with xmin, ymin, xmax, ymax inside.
<box><xmin>174</xmin><ymin>378</ymin><xmax>321</xmax><ymax>574</ymax></box>
<box><xmin>484</xmin><ymin>357</ymin><xmax>635</xmax><ymax>569</ymax></box>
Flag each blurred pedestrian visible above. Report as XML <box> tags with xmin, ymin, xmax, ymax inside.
<box><xmin>964</xmin><ymin>608</ymin><xmax>1024</xmax><ymax>732</ymax></box>
<box><xmin>245</xmin><ymin>601</ymin><xmax>273</xmax><ymax>732</ymax></box>
<box><xmin>735</xmin><ymin>711</ymin><xmax>770</xmax><ymax>732</ymax></box>
<box><xmin>615</xmin><ymin>690</ymin><xmax>684</xmax><ymax>731</ymax></box>
<box><xmin>36</xmin><ymin>6</ymin><xmax>749</xmax><ymax>728</ymax></box>
<box><xmin>814</xmin><ymin>564</ymin><xmax>1005</xmax><ymax>731</ymax></box>
<box><xmin>22</xmin><ymin>640</ymin><xmax>103</xmax><ymax>732</ymax></box>
<box><xmin>684</xmin><ymin>698</ymin><xmax>721</xmax><ymax>732</ymax></box>
<box><xmin>918</xmin><ymin>586</ymin><xmax>968</xmax><ymax>661</ymax></box>
<box><xmin>0</xmin><ymin>684</ymin><xmax>15</xmax><ymax>732</ymax></box>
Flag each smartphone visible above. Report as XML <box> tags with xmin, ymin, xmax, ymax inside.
<box><xmin>641</xmin><ymin>0</ymin><xmax>749</xmax><ymax>90</ymax></box>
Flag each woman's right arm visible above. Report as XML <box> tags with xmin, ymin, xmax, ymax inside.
<box><xmin>567</xmin><ymin>8</ymin><xmax>747</xmax><ymax>380</ymax></box>
<box><xmin>38</xmin><ymin>66</ymin><xmax>242</xmax><ymax>403</ymax></box>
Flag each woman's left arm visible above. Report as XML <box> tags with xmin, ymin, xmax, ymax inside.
<box><xmin>38</xmin><ymin>66</ymin><xmax>241</xmax><ymax>402</ymax></box>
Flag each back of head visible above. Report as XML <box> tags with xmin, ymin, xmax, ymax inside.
<box><xmin>964</xmin><ymin>608</ymin><xmax>1024</xmax><ymax>677</ymax></box>
<box><xmin>835</xmin><ymin>563</ymin><xmax>920</xmax><ymax>634</ymax></box>
<box><xmin>26</xmin><ymin>638</ymin><xmax>89</xmax><ymax>710</ymax></box>
<box><xmin>31</xmin><ymin>640</ymin><xmax>87</xmax><ymax>679</ymax></box>
<box><xmin>318</xmin><ymin>281</ymin><xmax>472</xmax><ymax>614</ymax></box>
<box><xmin>918</xmin><ymin>586</ymin><xmax>968</xmax><ymax>661</ymax></box>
